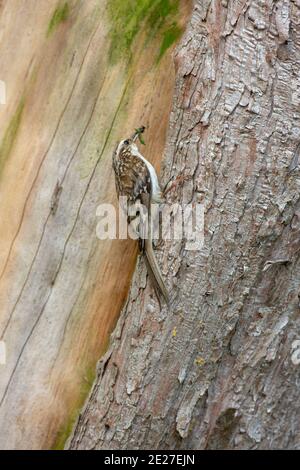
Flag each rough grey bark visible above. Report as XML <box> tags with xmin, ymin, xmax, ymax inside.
<box><xmin>68</xmin><ymin>0</ymin><xmax>300</xmax><ymax>450</ymax></box>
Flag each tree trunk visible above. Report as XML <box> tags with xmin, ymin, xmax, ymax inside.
<box><xmin>0</xmin><ymin>0</ymin><xmax>192</xmax><ymax>449</ymax></box>
<box><xmin>68</xmin><ymin>0</ymin><xmax>300</xmax><ymax>450</ymax></box>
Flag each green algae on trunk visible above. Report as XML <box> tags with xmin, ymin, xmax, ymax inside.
<box><xmin>157</xmin><ymin>23</ymin><xmax>182</xmax><ymax>62</ymax></box>
<box><xmin>108</xmin><ymin>0</ymin><xmax>182</xmax><ymax>63</ymax></box>
<box><xmin>0</xmin><ymin>98</ymin><xmax>25</xmax><ymax>179</ymax></box>
<box><xmin>52</xmin><ymin>363</ymin><xmax>97</xmax><ymax>450</ymax></box>
<box><xmin>47</xmin><ymin>2</ymin><xmax>70</xmax><ymax>37</ymax></box>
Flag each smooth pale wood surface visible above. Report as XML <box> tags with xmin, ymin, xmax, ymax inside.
<box><xmin>0</xmin><ymin>0</ymin><xmax>192</xmax><ymax>449</ymax></box>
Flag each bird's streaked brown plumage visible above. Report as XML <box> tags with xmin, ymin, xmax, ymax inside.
<box><xmin>113</xmin><ymin>148</ymin><xmax>151</xmax><ymax>202</ymax></box>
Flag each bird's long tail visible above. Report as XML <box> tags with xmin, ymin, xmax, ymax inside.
<box><xmin>139</xmin><ymin>187</ymin><xmax>169</xmax><ymax>305</ymax></box>
<box><xmin>144</xmin><ymin>238</ymin><xmax>169</xmax><ymax>305</ymax></box>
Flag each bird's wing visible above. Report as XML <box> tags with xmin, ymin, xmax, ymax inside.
<box><xmin>114</xmin><ymin>153</ymin><xmax>151</xmax><ymax>202</ymax></box>
<box><xmin>113</xmin><ymin>152</ymin><xmax>151</xmax><ymax>245</ymax></box>
<box><xmin>113</xmin><ymin>150</ymin><xmax>169</xmax><ymax>304</ymax></box>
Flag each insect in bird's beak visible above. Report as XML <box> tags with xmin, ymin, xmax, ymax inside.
<box><xmin>131</xmin><ymin>125</ymin><xmax>146</xmax><ymax>145</ymax></box>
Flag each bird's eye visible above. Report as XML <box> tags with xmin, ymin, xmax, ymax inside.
<box><xmin>124</xmin><ymin>140</ymin><xmax>130</xmax><ymax>145</ymax></box>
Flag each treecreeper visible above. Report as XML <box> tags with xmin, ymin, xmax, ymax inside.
<box><xmin>112</xmin><ymin>126</ymin><xmax>169</xmax><ymax>305</ymax></box>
